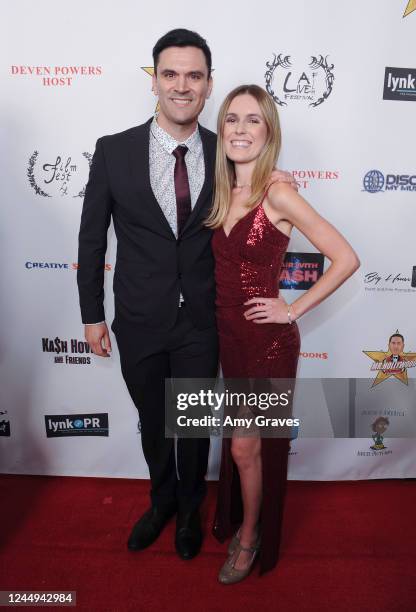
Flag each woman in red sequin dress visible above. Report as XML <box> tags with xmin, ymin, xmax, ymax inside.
<box><xmin>207</xmin><ymin>85</ymin><xmax>360</xmax><ymax>583</ymax></box>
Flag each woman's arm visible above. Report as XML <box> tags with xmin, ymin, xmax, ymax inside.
<box><xmin>244</xmin><ymin>182</ymin><xmax>360</xmax><ymax>324</ymax></box>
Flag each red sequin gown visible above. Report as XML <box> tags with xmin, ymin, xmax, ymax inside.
<box><xmin>211</xmin><ymin>199</ymin><xmax>301</xmax><ymax>575</ymax></box>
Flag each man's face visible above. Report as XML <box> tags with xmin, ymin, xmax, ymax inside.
<box><xmin>389</xmin><ymin>336</ymin><xmax>404</xmax><ymax>355</ymax></box>
<box><xmin>153</xmin><ymin>46</ymin><xmax>212</xmax><ymax>132</ymax></box>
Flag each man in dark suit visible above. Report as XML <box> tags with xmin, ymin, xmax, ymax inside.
<box><xmin>77</xmin><ymin>28</ymin><xmax>296</xmax><ymax>561</ymax></box>
<box><xmin>78</xmin><ymin>29</ymin><xmax>218</xmax><ymax>561</ymax></box>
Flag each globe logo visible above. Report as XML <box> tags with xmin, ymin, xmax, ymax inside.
<box><xmin>74</xmin><ymin>419</ymin><xmax>84</xmax><ymax>428</ymax></box>
<box><xmin>363</xmin><ymin>170</ymin><xmax>385</xmax><ymax>193</ymax></box>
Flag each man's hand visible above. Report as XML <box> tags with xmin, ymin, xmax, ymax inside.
<box><xmin>269</xmin><ymin>169</ymin><xmax>299</xmax><ymax>191</ymax></box>
<box><xmin>85</xmin><ymin>322</ymin><xmax>112</xmax><ymax>357</ymax></box>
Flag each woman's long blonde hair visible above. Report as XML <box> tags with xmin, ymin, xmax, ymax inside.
<box><xmin>206</xmin><ymin>84</ymin><xmax>281</xmax><ymax>229</ymax></box>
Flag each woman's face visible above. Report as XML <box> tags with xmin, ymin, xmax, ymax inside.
<box><xmin>223</xmin><ymin>93</ymin><xmax>268</xmax><ymax>165</ymax></box>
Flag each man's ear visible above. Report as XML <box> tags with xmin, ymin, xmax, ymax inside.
<box><xmin>152</xmin><ymin>73</ymin><xmax>158</xmax><ymax>95</ymax></box>
<box><xmin>206</xmin><ymin>76</ymin><xmax>213</xmax><ymax>99</ymax></box>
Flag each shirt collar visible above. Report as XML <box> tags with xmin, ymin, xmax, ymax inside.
<box><xmin>150</xmin><ymin>116</ymin><xmax>201</xmax><ymax>155</ymax></box>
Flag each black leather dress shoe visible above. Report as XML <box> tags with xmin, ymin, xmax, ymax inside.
<box><xmin>175</xmin><ymin>509</ymin><xmax>202</xmax><ymax>560</ymax></box>
<box><xmin>127</xmin><ymin>505</ymin><xmax>176</xmax><ymax>551</ymax></box>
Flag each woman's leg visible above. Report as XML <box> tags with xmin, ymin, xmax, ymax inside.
<box><xmin>230</xmin><ymin>434</ymin><xmax>262</xmax><ymax>570</ymax></box>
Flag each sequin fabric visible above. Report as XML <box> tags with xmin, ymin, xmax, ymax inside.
<box><xmin>211</xmin><ymin>198</ymin><xmax>301</xmax><ymax>575</ymax></box>
<box><xmin>212</xmin><ymin>201</ymin><xmax>300</xmax><ymax>377</ymax></box>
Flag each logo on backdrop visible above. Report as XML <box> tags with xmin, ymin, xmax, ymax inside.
<box><xmin>291</xmin><ymin>170</ymin><xmax>339</xmax><ymax>189</ymax></box>
<box><xmin>383</xmin><ymin>67</ymin><xmax>416</xmax><ymax>102</ymax></box>
<box><xmin>25</xmin><ymin>262</ymin><xmax>112</xmax><ymax>272</ymax></box>
<box><xmin>45</xmin><ymin>414</ymin><xmax>109</xmax><ymax>437</ymax></box>
<box><xmin>357</xmin><ymin>416</ymin><xmax>393</xmax><ymax>457</ymax></box>
<box><xmin>362</xmin><ymin>169</ymin><xmax>416</xmax><ymax>193</ymax></box>
<box><xmin>141</xmin><ymin>66</ymin><xmax>160</xmax><ymax>113</ymax></box>
<box><xmin>27</xmin><ymin>152</ymin><xmax>92</xmax><ymax>198</ymax></box>
<box><xmin>363</xmin><ymin>331</ymin><xmax>416</xmax><ymax>387</ymax></box>
<box><xmin>403</xmin><ymin>0</ymin><xmax>416</xmax><ymax>18</ymax></box>
<box><xmin>10</xmin><ymin>65</ymin><xmax>102</xmax><ymax>87</ymax></box>
<box><xmin>0</xmin><ymin>410</ymin><xmax>11</xmax><ymax>437</ymax></box>
<box><xmin>42</xmin><ymin>336</ymin><xmax>93</xmax><ymax>365</ymax></box>
<box><xmin>300</xmin><ymin>352</ymin><xmax>328</xmax><ymax>360</ymax></box>
<box><xmin>265</xmin><ymin>54</ymin><xmax>335</xmax><ymax>107</ymax></box>
<box><xmin>279</xmin><ymin>253</ymin><xmax>325</xmax><ymax>290</ymax></box>
<box><xmin>370</xmin><ymin>417</ymin><xmax>390</xmax><ymax>451</ymax></box>
<box><xmin>363</xmin><ymin>268</ymin><xmax>416</xmax><ymax>294</ymax></box>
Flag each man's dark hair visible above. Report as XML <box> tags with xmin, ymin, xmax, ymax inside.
<box><xmin>389</xmin><ymin>333</ymin><xmax>404</xmax><ymax>343</ymax></box>
<box><xmin>152</xmin><ymin>28</ymin><xmax>212</xmax><ymax>77</ymax></box>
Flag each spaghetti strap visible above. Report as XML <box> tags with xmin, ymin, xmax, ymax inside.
<box><xmin>259</xmin><ymin>180</ymin><xmax>277</xmax><ymax>206</ymax></box>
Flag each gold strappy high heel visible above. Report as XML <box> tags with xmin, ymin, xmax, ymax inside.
<box><xmin>228</xmin><ymin>523</ymin><xmax>260</xmax><ymax>555</ymax></box>
<box><xmin>219</xmin><ymin>535</ymin><xmax>261</xmax><ymax>585</ymax></box>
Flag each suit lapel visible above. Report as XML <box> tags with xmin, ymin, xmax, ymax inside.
<box><xmin>128</xmin><ymin>118</ymin><xmax>215</xmax><ymax>239</ymax></box>
<box><xmin>127</xmin><ymin>118</ymin><xmax>176</xmax><ymax>239</ymax></box>
<box><xmin>180</xmin><ymin>124</ymin><xmax>216</xmax><ymax>236</ymax></box>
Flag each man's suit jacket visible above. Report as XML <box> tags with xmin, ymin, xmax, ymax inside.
<box><xmin>77</xmin><ymin>117</ymin><xmax>217</xmax><ymax>333</ymax></box>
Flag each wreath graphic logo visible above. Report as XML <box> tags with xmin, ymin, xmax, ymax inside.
<box><xmin>265</xmin><ymin>53</ymin><xmax>335</xmax><ymax>108</ymax></box>
<box><xmin>27</xmin><ymin>151</ymin><xmax>92</xmax><ymax>198</ymax></box>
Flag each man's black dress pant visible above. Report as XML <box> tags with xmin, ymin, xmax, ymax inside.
<box><xmin>114</xmin><ymin>304</ymin><xmax>218</xmax><ymax>513</ymax></box>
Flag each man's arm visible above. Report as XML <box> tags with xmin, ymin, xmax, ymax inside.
<box><xmin>77</xmin><ymin>137</ymin><xmax>113</xmax><ymax>356</ymax></box>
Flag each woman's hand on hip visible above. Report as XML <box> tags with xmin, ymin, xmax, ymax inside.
<box><xmin>243</xmin><ymin>296</ymin><xmax>297</xmax><ymax>324</ymax></box>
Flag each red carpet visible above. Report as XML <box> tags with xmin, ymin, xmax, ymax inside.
<box><xmin>1</xmin><ymin>476</ymin><xmax>415</xmax><ymax>611</ymax></box>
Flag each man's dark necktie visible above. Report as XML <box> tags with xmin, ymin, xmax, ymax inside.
<box><xmin>173</xmin><ymin>145</ymin><xmax>191</xmax><ymax>234</ymax></box>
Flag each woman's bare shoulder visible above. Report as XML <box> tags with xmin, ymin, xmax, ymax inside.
<box><xmin>267</xmin><ymin>180</ymin><xmax>299</xmax><ymax>210</ymax></box>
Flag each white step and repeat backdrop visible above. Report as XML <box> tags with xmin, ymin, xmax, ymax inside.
<box><xmin>1</xmin><ymin>0</ymin><xmax>415</xmax><ymax>480</ymax></box>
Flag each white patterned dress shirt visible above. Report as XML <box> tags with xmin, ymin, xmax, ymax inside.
<box><xmin>149</xmin><ymin>116</ymin><xmax>205</xmax><ymax>237</ymax></box>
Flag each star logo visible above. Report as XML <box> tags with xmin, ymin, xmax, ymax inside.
<box><xmin>403</xmin><ymin>0</ymin><xmax>416</xmax><ymax>17</ymax></box>
<box><xmin>363</xmin><ymin>331</ymin><xmax>416</xmax><ymax>387</ymax></box>
<box><xmin>141</xmin><ymin>66</ymin><xmax>159</xmax><ymax>112</ymax></box>
<box><xmin>141</xmin><ymin>67</ymin><xmax>154</xmax><ymax>77</ymax></box>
